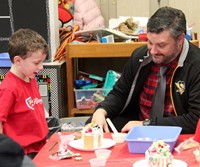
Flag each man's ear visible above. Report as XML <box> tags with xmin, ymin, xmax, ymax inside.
<box><xmin>178</xmin><ymin>33</ymin><xmax>185</xmax><ymax>41</ymax></box>
<box><xmin>177</xmin><ymin>33</ymin><xmax>185</xmax><ymax>47</ymax></box>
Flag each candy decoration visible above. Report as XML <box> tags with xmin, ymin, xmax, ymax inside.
<box><xmin>145</xmin><ymin>140</ymin><xmax>173</xmax><ymax>167</ymax></box>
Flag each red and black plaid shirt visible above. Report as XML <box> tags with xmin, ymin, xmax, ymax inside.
<box><xmin>139</xmin><ymin>57</ymin><xmax>179</xmax><ymax>120</ymax></box>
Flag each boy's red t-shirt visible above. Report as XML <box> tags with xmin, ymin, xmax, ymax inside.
<box><xmin>0</xmin><ymin>72</ymin><xmax>48</xmax><ymax>154</ymax></box>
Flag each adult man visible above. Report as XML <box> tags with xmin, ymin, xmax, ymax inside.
<box><xmin>89</xmin><ymin>6</ymin><xmax>200</xmax><ymax>134</ymax></box>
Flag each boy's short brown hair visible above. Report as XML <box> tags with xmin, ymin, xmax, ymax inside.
<box><xmin>8</xmin><ymin>28</ymin><xmax>48</xmax><ymax>63</ymax></box>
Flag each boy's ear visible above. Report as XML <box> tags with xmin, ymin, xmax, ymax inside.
<box><xmin>13</xmin><ymin>56</ymin><xmax>22</xmax><ymax>65</ymax></box>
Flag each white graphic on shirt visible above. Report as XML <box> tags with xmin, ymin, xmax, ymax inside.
<box><xmin>175</xmin><ymin>81</ymin><xmax>185</xmax><ymax>95</ymax></box>
<box><xmin>26</xmin><ymin>97</ymin><xmax>43</xmax><ymax>110</ymax></box>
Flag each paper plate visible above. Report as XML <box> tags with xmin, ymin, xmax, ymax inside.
<box><xmin>133</xmin><ymin>159</ymin><xmax>187</xmax><ymax>167</ymax></box>
<box><xmin>68</xmin><ymin>138</ymin><xmax>116</xmax><ymax>151</ymax></box>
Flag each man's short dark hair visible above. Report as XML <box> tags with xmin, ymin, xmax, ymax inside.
<box><xmin>147</xmin><ymin>6</ymin><xmax>186</xmax><ymax>39</ymax></box>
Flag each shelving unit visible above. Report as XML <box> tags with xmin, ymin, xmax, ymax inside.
<box><xmin>66</xmin><ymin>40</ymin><xmax>199</xmax><ymax>117</ymax></box>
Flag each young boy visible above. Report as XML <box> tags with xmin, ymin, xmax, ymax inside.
<box><xmin>0</xmin><ymin>29</ymin><xmax>49</xmax><ymax>159</ymax></box>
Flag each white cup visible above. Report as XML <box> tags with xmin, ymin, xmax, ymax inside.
<box><xmin>89</xmin><ymin>158</ymin><xmax>107</xmax><ymax>167</ymax></box>
<box><xmin>111</xmin><ymin>133</ymin><xmax>127</xmax><ymax>143</ymax></box>
<box><xmin>95</xmin><ymin>149</ymin><xmax>111</xmax><ymax>159</ymax></box>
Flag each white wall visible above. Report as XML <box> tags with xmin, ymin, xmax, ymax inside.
<box><xmin>49</xmin><ymin>0</ymin><xmax>60</xmax><ymax>62</ymax></box>
<box><xmin>97</xmin><ymin>0</ymin><xmax>200</xmax><ymax>41</ymax></box>
<box><xmin>169</xmin><ymin>0</ymin><xmax>200</xmax><ymax>40</ymax></box>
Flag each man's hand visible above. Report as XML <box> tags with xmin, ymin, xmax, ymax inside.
<box><xmin>121</xmin><ymin>121</ymin><xmax>143</xmax><ymax>133</ymax></box>
<box><xmin>91</xmin><ymin>109</ymin><xmax>110</xmax><ymax>132</ymax></box>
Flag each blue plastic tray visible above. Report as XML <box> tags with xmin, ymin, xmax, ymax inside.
<box><xmin>125</xmin><ymin>126</ymin><xmax>182</xmax><ymax>154</ymax></box>
<box><xmin>0</xmin><ymin>52</ymin><xmax>11</xmax><ymax>67</ymax></box>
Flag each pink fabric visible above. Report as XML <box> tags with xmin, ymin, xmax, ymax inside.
<box><xmin>74</xmin><ymin>0</ymin><xmax>105</xmax><ymax>30</ymax></box>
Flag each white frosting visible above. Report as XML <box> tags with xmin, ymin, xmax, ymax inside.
<box><xmin>82</xmin><ymin>123</ymin><xmax>103</xmax><ymax>149</ymax></box>
<box><xmin>145</xmin><ymin>140</ymin><xmax>173</xmax><ymax>167</ymax></box>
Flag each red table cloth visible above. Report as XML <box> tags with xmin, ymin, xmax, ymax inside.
<box><xmin>33</xmin><ymin>132</ymin><xmax>199</xmax><ymax>167</ymax></box>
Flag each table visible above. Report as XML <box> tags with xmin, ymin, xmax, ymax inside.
<box><xmin>65</xmin><ymin>41</ymin><xmax>199</xmax><ymax>117</ymax></box>
<box><xmin>33</xmin><ymin>132</ymin><xmax>199</xmax><ymax>167</ymax></box>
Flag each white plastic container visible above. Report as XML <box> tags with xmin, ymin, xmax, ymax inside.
<box><xmin>60</xmin><ymin>116</ymin><xmax>89</xmax><ymax>132</ymax></box>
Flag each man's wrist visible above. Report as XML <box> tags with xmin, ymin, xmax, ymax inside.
<box><xmin>142</xmin><ymin>119</ymin><xmax>151</xmax><ymax>126</ymax></box>
<box><xmin>95</xmin><ymin>108</ymin><xmax>107</xmax><ymax>117</ymax></box>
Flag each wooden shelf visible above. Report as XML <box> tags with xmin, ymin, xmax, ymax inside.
<box><xmin>71</xmin><ymin>108</ymin><xmax>94</xmax><ymax>115</ymax></box>
<box><xmin>66</xmin><ymin>40</ymin><xmax>199</xmax><ymax>117</ymax></box>
<box><xmin>66</xmin><ymin>42</ymin><xmax>147</xmax><ymax>58</ymax></box>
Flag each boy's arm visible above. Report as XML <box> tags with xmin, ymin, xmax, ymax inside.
<box><xmin>0</xmin><ymin>121</ymin><xmax>3</xmax><ymax>133</ymax></box>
